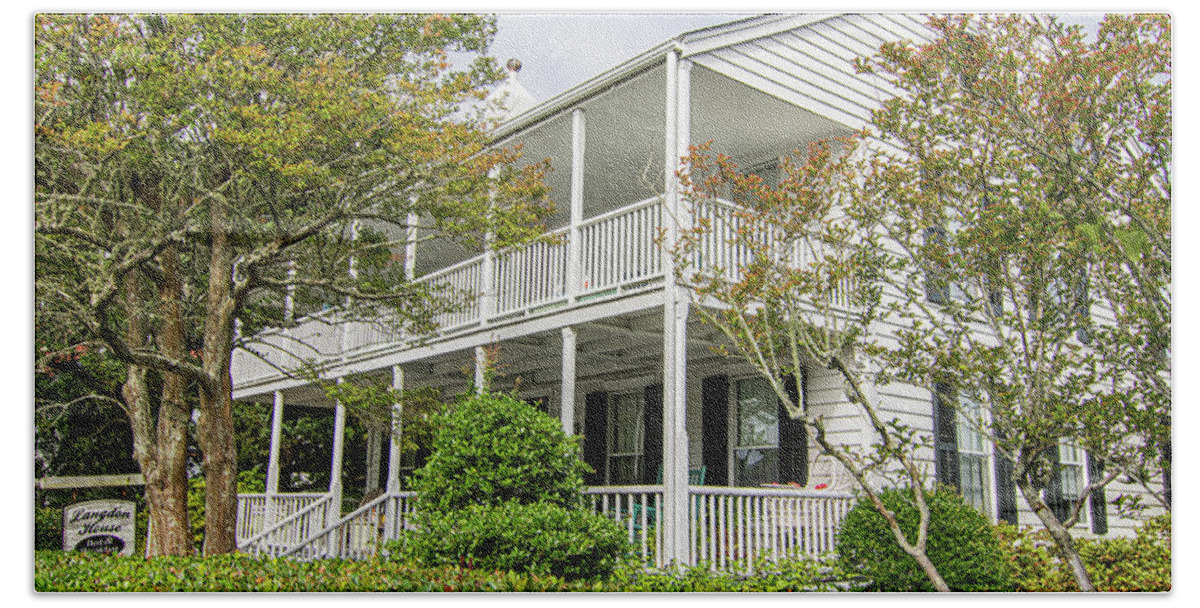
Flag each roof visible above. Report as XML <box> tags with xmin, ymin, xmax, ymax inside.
<box><xmin>492</xmin><ymin>13</ymin><xmax>840</xmax><ymax>139</ymax></box>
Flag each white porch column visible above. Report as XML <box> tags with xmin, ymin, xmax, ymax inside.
<box><xmin>364</xmin><ymin>428</ymin><xmax>383</xmax><ymax>494</ymax></box>
<box><xmin>328</xmin><ymin>378</ymin><xmax>347</xmax><ymax>521</ymax></box>
<box><xmin>474</xmin><ymin>345</ymin><xmax>487</xmax><ymax>394</ymax></box>
<box><xmin>265</xmin><ymin>391</ymin><xmax>285</xmax><ymax>527</ymax></box>
<box><xmin>566</xmin><ymin>108</ymin><xmax>586</xmax><ymax>300</ymax></box>
<box><xmin>384</xmin><ymin>365</ymin><xmax>404</xmax><ymax>539</ymax></box>
<box><xmin>481</xmin><ymin>170</ymin><xmax>498</xmax><ymax>324</ymax></box>
<box><xmin>560</xmin><ymin>326</ymin><xmax>577</xmax><ymax>435</ymax></box>
<box><xmin>660</xmin><ymin>50</ymin><xmax>693</xmax><ymax>567</ymax></box>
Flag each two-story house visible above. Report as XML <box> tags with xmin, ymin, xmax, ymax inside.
<box><xmin>228</xmin><ymin>13</ymin><xmax>1161</xmax><ymax>569</ymax></box>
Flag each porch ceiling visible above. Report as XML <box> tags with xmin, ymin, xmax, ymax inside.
<box><xmin>690</xmin><ymin>65</ymin><xmax>852</xmax><ymax>168</ymax></box>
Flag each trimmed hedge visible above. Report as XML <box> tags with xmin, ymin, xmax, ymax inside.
<box><xmin>835</xmin><ymin>487</ymin><xmax>1011</xmax><ymax>591</ymax></box>
<box><xmin>393</xmin><ymin>500</ymin><xmax>629</xmax><ymax>580</ymax></box>
<box><xmin>411</xmin><ymin>392</ymin><xmax>589</xmax><ymax>512</ymax></box>
<box><xmin>35</xmin><ymin>551</ymin><xmax>848</xmax><ymax>592</ymax></box>
<box><xmin>34</xmin><ymin>551</ymin><xmax>601</xmax><ymax>592</ymax></box>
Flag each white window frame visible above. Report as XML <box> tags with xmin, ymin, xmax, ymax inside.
<box><xmin>955</xmin><ymin>396</ymin><xmax>991</xmax><ymax>514</ymax></box>
<box><xmin>606</xmin><ymin>391</ymin><xmax>644</xmax><ymax>485</ymax></box>
<box><xmin>729</xmin><ymin>376</ymin><xmax>781</xmax><ymax>487</ymax></box>
<box><xmin>1057</xmin><ymin>439</ymin><xmax>1090</xmax><ymax>525</ymax></box>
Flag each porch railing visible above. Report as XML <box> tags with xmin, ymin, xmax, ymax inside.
<box><xmin>584</xmin><ymin>485</ymin><xmax>664</xmax><ymax>568</ymax></box>
<box><xmin>580</xmin><ymin>197</ymin><xmax>663</xmax><ymax>293</ymax></box>
<box><xmin>235</xmin><ymin>492</ymin><xmax>328</xmax><ymax>546</ymax></box>
<box><xmin>281</xmin><ymin>492</ymin><xmax>418</xmax><ymax>561</ymax></box>
<box><xmin>238</xmin><ymin>493</ymin><xmax>337</xmax><ymax>558</ymax></box>
<box><xmin>689</xmin><ymin>486</ymin><xmax>853</xmax><ymax>572</ymax></box>
<box><xmin>236</xmin><ymin>486</ymin><xmax>851</xmax><ymax>569</ymax></box>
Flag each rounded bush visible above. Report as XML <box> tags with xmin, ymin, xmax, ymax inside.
<box><xmin>411</xmin><ymin>391</ymin><xmax>589</xmax><ymax>512</ymax></box>
<box><xmin>397</xmin><ymin>500</ymin><xmax>630</xmax><ymax>580</ymax></box>
<box><xmin>836</xmin><ymin>487</ymin><xmax>1011</xmax><ymax>591</ymax></box>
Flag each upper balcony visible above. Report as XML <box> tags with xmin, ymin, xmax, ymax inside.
<box><xmin>232</xmin><ymin>33</ymin><xmax>865</xmax><ymax>390</ymax></box>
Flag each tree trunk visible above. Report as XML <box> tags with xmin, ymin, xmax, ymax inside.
<box><xmin>196</xmin><ymin>195</ymin><xmax>239</xmax><ymax>556</ymax></box>
<box><xmin>147</xmin><ymin>242</ymin><xmax>194</xmax><ymax>556</ymax></box>
<box><xmin>1017</xmin><ymin>479</ymin><xmax>1095</xmax><ymax>591</ymax></box>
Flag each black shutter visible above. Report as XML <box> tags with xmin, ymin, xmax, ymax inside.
<box><xmin>701</xmin><ymin>375</ymin><xmax>729</xmax><ymax>486</ymax></box>
<box><xmin>994</xmin><ymin>448</ymin><xmax>1018</xmax><ymax>525</ymax></box>
<box><xmin>778</xmin><ymin>372</ymin><xmax>809</xmax><ymax>485</ymax></box>
<box><xmin>1087</xmin><ymin>453</ymin><xmax>1108</xmax><ymax>534</ymax></box>
<box><xmin>924</xmin><ymin>227</ymin><xmax>950</xmax><ymax>304</ymax></box>
<box><xmin>583</xmin><ymin>391</ymin><xmax>608</xmax><ymax>486</ymax></box>
<box><xmin>643</xmin><ymin>384</ymin><xmax>664</xmax><ymax>486</ymax></box>
<box><xmin>932</xmin><ymin>384</ymin><xmax>959</xmax><ymax>488</ymax></box>
<box><xmin>1163</xmin><ymin>439</ymin><xmax>1172</xmax><ymax>508</ymax></box>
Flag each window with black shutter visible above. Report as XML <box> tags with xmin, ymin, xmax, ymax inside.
<box><xmin>582</xmin><ymin>391</ymin><xmax>608</xmax><ymax>486</ymax></box>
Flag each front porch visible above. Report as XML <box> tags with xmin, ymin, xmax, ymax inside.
<box><xmin>232</xmin><ymin>302</ymin><xmax>859</xmax><ymax>569</ymax></box>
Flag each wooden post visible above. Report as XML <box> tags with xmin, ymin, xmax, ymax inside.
<box><xmin>266</xmin><ymin>391</ymin><xmax>285</xmax><ymax>527</ymax></box>
<box><xmin>660</xmin><ymin>50</ymin><xmax>694</xmax><ymax>567</ymax></box>
<box><xmin>560</xmin><ymin>326</ymin><xmax>577</xmax><ymax>435</ymax></box>
<box><xmin>385</xmin><ymin>365</ymin><xmax>404</xmax><ymax>539</ymax></box>
<box><xmin>329</xmin><ymin>379</ymin><xmax>346</xmax><ymax>524</ymax></box>
<box><xmin>474</xmin><ymin>346</ymin><xmax>487</xmax><ymax>395</ymax></box>
<box><xmin>566</xmin><ymin>108</ymin><xmax>586</xmax><ymax>300</ymax></box>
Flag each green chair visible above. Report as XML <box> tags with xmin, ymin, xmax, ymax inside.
<box><xmin>629</xmin><ymin>465</ymin><xmax>706</xmax><ymax>529</ymax></box>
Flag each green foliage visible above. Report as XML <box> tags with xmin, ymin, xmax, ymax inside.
<box><xmin>187</xmin><ymin>469</ymin><xmax>266</xmax><ymax>549</ymax></box>
<box><xmin>609</xmin><ymin>555</ymin><xmax>851</xmax><ymax>592</ymax></box>
<box><xmin>34</xmin><ymin>551</ymin><xmax>852</xmax><ymax>592</ymax></box>
<box><xmin>399</xmin><ymin>391</ymin><xmax>625</xmax><ymax>581</ymax></box>
<box><xmin>411</xmin><ymin>391</ymin><xmax>588</xmax><ymax>512</ymax></box>
<box><xmin>393</xmin><ymin>500</ymin><xmax>629</xmax><ymax>580</ymax></box>
<box><xmin>34</xmin><ymin>552</ymin><xmax>605</xmax><ymax>592</ymax></box>
<box><xmin>998</xmin><ymin>515</ymin><xmax>1171</xmax><ymax>592</ymax></box>
<box><xmin>836</xmin><ymin>487</ymin><xmax>1011</xmax><ymax>591</ymax></box>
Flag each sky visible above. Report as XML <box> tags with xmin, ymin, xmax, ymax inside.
<box><xmin>482</xmin><ymin>11</ymin><xmax>1104</xmax><ymax>106</ymax></box>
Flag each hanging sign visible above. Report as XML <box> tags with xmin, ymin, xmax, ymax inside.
<box><xmin>62</xmin><ymin>499</ymin><xmax>137</xmax><ymax>557</ymax></box>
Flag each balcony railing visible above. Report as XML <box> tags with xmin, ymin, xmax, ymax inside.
<box><xmin>232</xmin><ymin>194</ymin><xmax>856</xmax><ymax>385</ymax></box>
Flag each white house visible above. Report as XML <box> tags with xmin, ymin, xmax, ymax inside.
<box><xmin>228</xmin><ymin>13</ymin><xmax>1163</xmax><ymax>568</ymax></box>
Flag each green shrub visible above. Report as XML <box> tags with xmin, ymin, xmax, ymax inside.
<box><xmin>394</xmin><ymin>500</ymin><xmax>629</xmax><ymax>580</ymax></box>
<box><xmin>411</xmin><ymin>391</ymin><xmax>588</xmax><ymax>512</ymax></box>
<box><xmin>999</xmin><ymin>514</ymin><xmax>1171</xmax><ymax>592</ymax></box>
<box><xmin>34</xmin><ymin>551</ymin><xmax>606</xmax><ymax>592</ymax></box>
<box><xmin>836</xmin><ymin>487</ymin><xmax>1011</xmax><ymax>591</ymax></box>
<box><xmin>35</xmin><ymin>507</ymin><xmax>63</xmax><ymax>551</ymax></box>
<box><xmin>609</xmin><ymin>555</ymin><xmax>850</xmax><ymax>592</ymax></box>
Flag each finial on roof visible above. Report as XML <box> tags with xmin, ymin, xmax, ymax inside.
<box><xmin>506</xmin><ymin>58</ymin><xmax>523</xmax><ymax>73</ymax></box>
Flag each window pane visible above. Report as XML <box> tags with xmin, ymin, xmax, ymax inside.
<box><xmin>610</xmin><ymin>455</ymin><xmax>641</xmax><ymax>485</ymax></box>
<box><xmin>959</xmin><ymin>453</ymin><xmax>988</xmax><ymax>512</ymax></box>
<box><xmin>737</xmin><ymin>378</ymin><xmax>778</xmax><ymax>448</ymax></box>
<box><xmin>611</xmin><ymin>393</ymin><xmax>643</xmax><ymax>455</ymax></box>
<box><xmin>735</xmin><ymin>448</ymin><xmax>779</xmax><ymax>487</ymax></box>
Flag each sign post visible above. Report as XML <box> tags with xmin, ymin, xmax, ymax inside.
<box><xmin>62</xmin><ymin>499</ymin><xmax>137</xmax><ymax>557</ymax></box>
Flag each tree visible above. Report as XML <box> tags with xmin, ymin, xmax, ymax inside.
<box><xmin>672</xmin><ymin>139</ymin><xmax>952</xmax><ymax>591</ymax></box>
<box><xmin>852</xmin><ymin>13</ymin><xmax>1170</xmax><ymax>591</ymax></box>
<box><xmin>35</xmin><ymin>14</ymin><xmax>551</xmax><ymax>555</ymax></box>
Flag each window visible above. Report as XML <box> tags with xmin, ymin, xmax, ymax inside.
<box><xmin>734</xmin><ymin>377</ymin><xmax>780</xmax><ymax>486</ymax></box>
<box><xmin>1049</xmin><ymin>439</ymin><xmax>1089</xmax><ymax>525</ymax></box>
<box><xmin>607</xmin><ymin>391</ymin><xmax>644</xmax><ymax>485</ymax></box>
<box><xmin>955</xmin><ymin>397</ymin><xmax>990</xmax><ymax>513</ymax></box>
<box><xmin>933</xmin><ymin>384</ymin><xmax>992</xmax><ymax>515</ymax></box>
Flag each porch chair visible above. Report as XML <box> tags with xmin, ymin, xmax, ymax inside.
<box><xmin>628</xmin><ymin>465</ymin><xmax>706</xmax><ymax>530</ymax></box>
<box><xmin>807</xmin><ymin>455</ymin><xmax>853</xmax><ymax>491</ymax></box>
